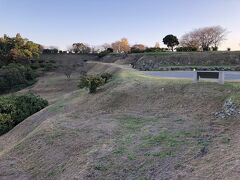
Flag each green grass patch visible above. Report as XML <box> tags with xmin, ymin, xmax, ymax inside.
<box><xmin>48</xmin><ymin>99</ymin><xmax>65</xmax><ymax>112</ymax></box>
<box><xmin>119</xmin><ymin>116</ymin><xmax>157</xmax><ymax>131</ymax></box>
<box><xmin>230</xmin><ymin>92</ymin><xmax>240</xmax><ymax>106</ymax></box>
<box><xmin>112</xmin><ymin>116</ymin><xmax>158</xmax><ymax>157</ymax></box>
<box><xmin>223</xmin><ymin>82</ymin><xmax>240</xmax><ymax>106</ymax></box>
<box><xmin>94</xmin><ymin>164</ymin><xmax>108</xmax><ymax>171</ymax></box>
<box><xmin>144</xmin><ymin>151</ymin><xmax>175</xmax><ymax>158</ymax></box>
<box><xmin>141</xmin><ymin>131</ymin><xmax>181</xmax><ymax>148</ymax></box>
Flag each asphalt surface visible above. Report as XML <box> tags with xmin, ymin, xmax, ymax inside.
<box><xmin>144</xmin><ymin>71</ymin><xmax>240</xmax><ymax>81</ymax></box>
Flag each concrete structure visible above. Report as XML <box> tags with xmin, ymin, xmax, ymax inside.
<box><xmin>193</xmin><ymin>71</ymin><xmax>225</xmax><ymax>84</ymax></box>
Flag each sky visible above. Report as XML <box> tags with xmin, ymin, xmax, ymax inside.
<box><xmin>0</xmin><ymin>0</ymin><xmax>240</xmax><ymax>50</ymax></box>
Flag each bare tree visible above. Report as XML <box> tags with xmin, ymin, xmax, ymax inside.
<box><xmin>77</xmin><ymin>61</ymin><xmax>87</xmax><ymax>76</ymax></box>
<box><xmin>180</xmin><ymin>33</ymin><xmax>200</xmax><ymax>49</ymax></box>
<box><xmin>102</xmin><ymin>43</ymin><xmax>111</xmax><ymax>50</ymax></box>
<box><xmin>180</xmin><ymin>26</ymin><xmax>227</xmax><ymax>51</ymax></box>
<box><xmin>60</xmin><ymin>65</ymin><xmax>75</xmax><ymax>79</ymax></box>
<box><xmin>211</xmin><ymin>26</ymin><xmax>227</xmax><ymax>48</ymax></box>
<box><xmin>155</xmin><ymin>42</ymin><xmax>160</xmax><ymax>48</ymax></box>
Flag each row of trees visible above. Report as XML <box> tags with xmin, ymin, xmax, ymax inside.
<box><xmin>40</xmin><ymin>25</ymin><xmax>228</xmax><ymax>55</ymax></box>
<box><xmin>3</xmin><ymin>26</ymin><xmax>226</xmax><ymax>58</ymax></box>
<box><xmin>150</xmin><ymin>26</ymin><xmax>227</xmax><ymax>52</ymax></box>
<box><xmin>97</xmin><ymin>26</ymin><xmax>227</xmax><ymax>53</ymax></box>
<box><xmin>0</xmin><ymin>33</ymin><xmax>42</xmax><ymax>64</ymax></box>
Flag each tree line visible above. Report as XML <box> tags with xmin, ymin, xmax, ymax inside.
<box><xmin>37</xmin><ymin>25</ymin><xmax>229</xmax><ymax>55</ymax></box>
<box><xmin>68</xmin><ymin>25</ymin><xmax>227</xmax><ymax>54</ymax></box>
<box><xmin>0</xmin><ymin>25</ymin><xmax>228</xmax><ymax>63</ymax></box>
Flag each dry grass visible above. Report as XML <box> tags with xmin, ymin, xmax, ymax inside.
<box><xmin>0</xmin><ymin>62</ymin><xmax>240</xmax><ymax>179</ymax></box>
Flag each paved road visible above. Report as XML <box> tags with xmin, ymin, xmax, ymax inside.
<box><xmin>143</xmin><ymin>71</ymin><xmax>240</xmax><ymax>81</ymax></box>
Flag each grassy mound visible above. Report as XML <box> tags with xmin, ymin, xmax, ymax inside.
<box><xmin>0</xmin><ymin>62</ymin><xmax>240</xmax><ymax>179</ymax></box>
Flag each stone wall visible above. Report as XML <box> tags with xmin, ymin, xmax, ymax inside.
<box><xmin>132</xmin><ymin>52</ymin><xmax>240</xmax><ymax>71</ymax></box>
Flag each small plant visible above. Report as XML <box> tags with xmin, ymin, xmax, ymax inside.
<box><xmin>78</xmin><ymin>75</ymin><xmax>105</xmax><ymax>93</ymax></box>
<box><xmin>59</xmin><ymin>64</ymin><xmax>76</xmax><ymax>79</ymax></box>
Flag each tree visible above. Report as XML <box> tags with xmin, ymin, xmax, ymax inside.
<box><xmin>106</xmin><ymin>48</ymin><xmax>113</xmax><ymax>53</ymax></box>
<box><xmin>180</xmin><ymin>33</ymin><xmax>200</xmax><ymax>50</ymax></box>
<box><xmin>42</xmin><ymin>48</ymin><xmax>58</xmax><ymax>54</ymax></box>
<box><xmin>72</xmin><ymin>43</ymin><xmax>91</xmax><ymax>54</ymax></box>
<box><xmin>130</xmin><ymin>44</ymin><xmax>146</xmax><ymax>53</ymax></box>
<box><xmin>163</xmin><ymin>35</ymin><xmax>179</xmax><ymax>51</ymax></box>
<box><xmin>111</xmin><ymin>38</ymin><xmax>130</xmax><ymax>53</ymax></box>
<box><xmin>0</xmin><ymin>33</ymin><xmax>41</xmax><ymax>63</ymax></box>
<box><xmin>180</xmin><ymin>26</ymin><xmax>227</xmax><ymax>51</ymax></box>
<box><xmin>155</xmin><ymin>42</ymin><xmax>160</xmax><ymax>48</ymax></box>
<box><xmin>102</xmin><ymin>43</ymin><xmax>111</xmax><ymax>50</ymax></box>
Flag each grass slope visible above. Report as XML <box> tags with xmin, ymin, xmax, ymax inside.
<box><xmin>0</xmin><ymin>62</ymin><xmax>240</xmax><ymax>179</ymax></box>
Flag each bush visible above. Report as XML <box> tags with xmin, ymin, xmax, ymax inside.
<box><xmin>234</xmin><ymin>66</ymin><xmax>240</xmax><ymax>71</ymax></box>
<box><xmin>98</xmin><ymin>51</ymin><xmax>109</xmax><ymax>58</ymax></box>
<box><xmin>30</xmin><ymin>63</ymin><xmax>40</xmax><ymax>70</ymax></box>
<box><xmin>143</xmin><ymin>47</ymin><xmax>168</xmax><ymax>53</ymax></box>
<box><xmin>0</xmin><ymin>93</ymin><xmax>48</xmax><ymax>135</ymax></box>
<box><xmin>130</xmin><ymin>48</ymin><xmax>145</xmax><ymax>54</ymax></box>
<box><xmin>0</xmin><ymin>63</ymin><xmax>36</xmax><ymax>94</ymax></box>
<box><xmin>176</xmin><ymin>47</ymin><xmax>198</xmax><ymax>52</ymax></box>
<box><xmin>212</xmin><ymin>46</ymin><xmax>218</xmax><ymax>51</ymax></box>
<box><xmin>100</xmin><ymin>73</ymin><xmax>113</xmax><ymax>83</ymax></box>
<box><xmin>78</xmin><ymin>75</ymin><xmax>105</xmax><ymax>93</ymax></box>
<box><xmin>43</xmin><ymin>63</ymin><xmax>57</xmax><ymax>71</ymax></box>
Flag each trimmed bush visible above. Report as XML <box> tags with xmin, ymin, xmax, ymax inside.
<box><xmin>78</xmin><ymin>73</ymin><xmax>113</xmax><ymax>93</ymax></box>
<box><xmin>0</xmin><ymin>93</ymin><xmax>48</xmax><ymax>135</ymax></box>
<box><xmin>100</xmin><ymin>73</ymin><xmax>113</xmax><ymax>83</ymax></box>
<box><xmin>78</xmin><ymin>75</ymin><xmax>105</xmax><ymax>93</ymax></box>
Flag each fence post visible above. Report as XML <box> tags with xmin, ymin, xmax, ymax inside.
<box><xmin>193</xmin><ymin>71</ymin><xmax>198</xmax><ymax>83</ymax></box>
<box><xmin>218</xmin><ymin>71</ymin><xmax>224</xmax><ymax>84</ymax></box>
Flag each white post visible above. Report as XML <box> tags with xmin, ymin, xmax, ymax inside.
<box><xmin>193</xmin><ymin>71</ymin><xmax>198</xmax><ymax>83</ymax></box>
<box><xmin>218</xmin><ymin>71</ymin><xmax>224</xmax><ymax>84</ymax></box>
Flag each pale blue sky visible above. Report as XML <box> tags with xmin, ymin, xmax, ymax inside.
<box><xmin>0</xmin><ymin>0</ymin><xmax>239</xmax><ymax>50</ymax></box>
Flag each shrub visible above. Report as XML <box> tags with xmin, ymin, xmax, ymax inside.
<box><xmin>212</xmin><ymin>46</ymin><xmax>218</xmax><ymax>51</ymax></box>
<box><xmin>234</xmin><ymin>66</ymin><xmax>240</xmax><ymax>71</ymax></box>
<box><xmin>98</xmin><ymin>51</ymin><xmax>109</xmax><ymax>58</ymax></box>
<box><xmin>59</xmin><ymin>64</ymin><xmax>76</xmax><ymax>79</ymax></box>
<box><xmin>78</xmin><ymin>75</ymin><xmax>105</xmax><ymax>93</ymax></box>
<box><xmin>0</xmin><ymin>63</ymin><xmax>36</xmax><ymax>94</ymax></box>
<box><xmin>43</xmin><ymin>63</ymin><xmax>57</xmax><ymax>71</ymax></box>
<box><xmin>98</xmin><ymin>48</ymin><xmax>114</xmax><ymax>58</ymax></box>
<box><xmin>176</xmin><ymin>47</ymin><xmax>198</xmax><ymax>52</ymax></box>
<box><xmin>130</xmin><ymin>48</ymin><xmax>145</xmax><ymax>54</ymax></box>
<box><xmin>0</xmin><ymin>114</ymin><xmax>13</xmax><ymax>134</ymax></box>
<box><xmin>0</xmin><ymin>93</ymin><xmax>48</xmax><ymax>135</ymax></box>
<box><xmin>30</xmin><ymin>63</ymin><xmax>40</xmax><ymax>70</ymax></box>
<box><xmin>144</xmin><ymin>47</ymin><xmax>168</xmax><ymax>53</ymax></box>
<box><xmin>100</xmin><ymin>73</ymin><xmax>113</xmax><ymax>83</ymax></box>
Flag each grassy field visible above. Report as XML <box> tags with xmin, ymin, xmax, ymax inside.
<box><xmin>0</xmin><ymin>62</ymin><xmax>240</xmax><ymax>179</ymax></box>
